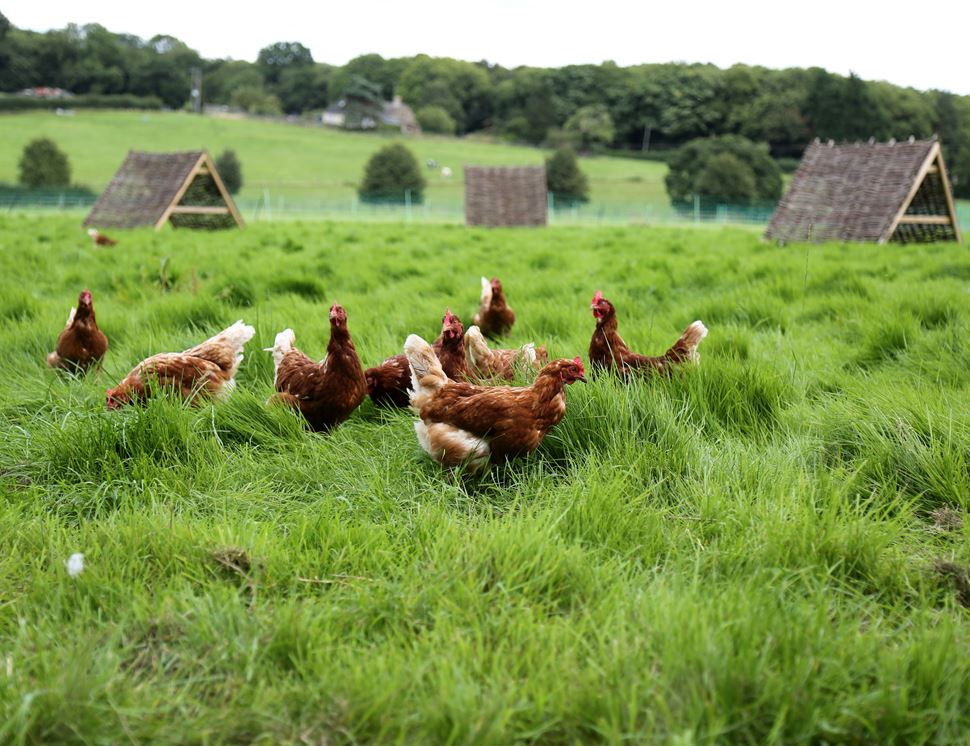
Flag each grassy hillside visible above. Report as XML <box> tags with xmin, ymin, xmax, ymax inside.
<box><xmin>0</xmin><ymin>110</ymin><xmax>668</xmax><ymax>208</ymax></box>
<box><xmin>0</xmin><ymin>215</ymin><xmax>968</xmax><ymax>742</ymax></box>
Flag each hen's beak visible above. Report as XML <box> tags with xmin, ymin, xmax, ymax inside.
<box><xmin>578</xmin><ymin>374</ymin><xmax>588</xmax><ymax>383</ymax></box>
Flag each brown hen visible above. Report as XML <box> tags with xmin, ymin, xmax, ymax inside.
<box><xmin>269</xmin><ymin>303</ymin><xmax>367</xmax><ymax>431</ymax></box>
<box><xmin>364</xmin><ymin>308</ymin><xmax>470</xmax><ymax>408</ymax></box>
<box><xmin>464</xmin><ymin>324</ymin><xmax>547</xmax><ymax>382</ymax></box>
<box><xmin>473</xmin><ymin>277</ymin><xmax>515</xmax><ymax>337</ymax></box>
<box><xmin>589</xmin><ymin>291</ymin><xmax>707</xmax><ymax>378</ymax></box>
<box><xmin>405</xmin><ymin>334</ymin><xmax>585</xmax><ymax>474</ymax></box>
<box><xmin>48</xmin><ymin>288</ymin><xmax>109</xmax><ymax>373</ymax></box>
<box><xmin>106</xmin><ymin>320</ymin><xmax>254</xmax><ymax>409</ymax></box>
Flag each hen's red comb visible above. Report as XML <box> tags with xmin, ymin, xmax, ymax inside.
<box><xmin>593</xmin><ymin>290</ymin><xmax>603</xmax><ymax>303</ymax></box>
<box><xmin>573</xmin><ymin>356</ymin><xmax>585</xmax><ymax>373</ymax></box>
<box><xmin>444</xmin><ymin>307</ymin><xmax>454</xmax><ymax>320</ymax></box>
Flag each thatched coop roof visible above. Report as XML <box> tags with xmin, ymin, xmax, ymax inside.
<box><xmin>84</xmin><ymin>150</ymin><xmax>243</xmax><ymax>230</ymax></box>
<box><xmin>765</xmin><ymin>139</ymin><xmax>961</xmax><ymax>244</ymax></box>
<box><xmin>465</xmin><ymin>166</ymin><xmax>547</xmax><ymax>227</ymax></box>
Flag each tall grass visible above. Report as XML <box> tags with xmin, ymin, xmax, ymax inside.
<box><xmin>0</xmin><ymin>215</ymin><xmax>968</xmax><ymax>743</ymax></box>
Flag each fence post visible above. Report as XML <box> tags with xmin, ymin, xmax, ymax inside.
<box><xmin>263</xmin><ymin>188</ymin><xmax>272</xmax><ymax>221</ymax></box>
<box><xmin>693</xmin><ymin>193</ymin><xmax>700</xmax><ymax>225</ymax></box>
<box><xmin>405</xmin><ymin>189</ymin><xmax>412</xmax><ymax>222</ymax></box>
<box><xmin>547</xmin><ymin>192</ymin><xmax>554</xmax><ymax>225</ymax></box>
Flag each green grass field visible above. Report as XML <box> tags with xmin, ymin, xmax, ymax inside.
<box><xmin>0</xmin><ymin>111</ymin><xmax>668</xmax><ymax>209</ymax></box>
<box><xmin>1</xmin><ymin>214</ymin><xmax>969</xmax><ymax>743</ymax></box>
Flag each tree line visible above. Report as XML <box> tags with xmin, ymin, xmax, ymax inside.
<box><xmin>1</xmin><ymin>14</ymin><xmax>968</xmax><ymax>196</ymax></box>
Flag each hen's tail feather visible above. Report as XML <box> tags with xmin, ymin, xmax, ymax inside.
<box><xmin>519</xmin><ymin>342</ymin><xmax>538</xmax><ymax>367</ymax></box>
<box><xmin>405</xmin><ymin>334</ymin><xmax>447</xmax><ymax>409</ymax></box>
<box><xmin>47</xmin><ymin>351</ymin><xmax>61</xmax><ymax>368</ymax></box>
<box><xmin>188</xmin><ymin>319</ymin><xmax>255</xmax><ymax>353</ymax></box>
<box><xmin>463</xmin><ymin>325</ymin><xmax>491</xmax><ymax>371</ymax></box>
<box><xmin>65</xmin><ymin>307</ymin><xmax>76</xmax><ymax>328</ymax></box>
<box><xmin>265</xmin><ymin>328</ymin><xmax>296</xmax><ymax>380</ymax></box>
<box><xmin>665</xmin><ymin>320</ymin><xmax>708</xmax><ymax>364</ymax></box>
<box><xmin>187</xmin><ymin>319</ymin><xmax>255</xmax><ymax>371</ymax></box>
<box><xmin>474</xmin><ymin>277</ymin><xmax>492</xmax><ymax>327</ymax></box>
<box><xmin>479</xmin><ymin>276</ymin><xmax>492</xmax><ymax>305</ymax></box>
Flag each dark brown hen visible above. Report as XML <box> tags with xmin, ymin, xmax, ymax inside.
<box><xmin>473</xmin><ymin>276</ymin><xmax>515</xmax><ymax>338</ymax></box>
<box><xmin>48</xmin><ymin>288</ymin><xmax>109</xmax><ymax>373</ymax></box>
<box><xmin>589</xmin><ymin>291</ymin><xmax>707</xmax><ymax>378</ymax></box>
<box><xmin>364</xmin><ymin>308</ymin><xmax>470</xmax><ymax>408</ymax></box>
<box><xmin>269</xmin><ymin>304</ymin><xmax>367</xmax><ymax>431</ymax></box>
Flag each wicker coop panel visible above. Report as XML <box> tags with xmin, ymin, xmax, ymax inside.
<box><xmin>465</xmin><ymin>166</ymin><xmax>547</xmax><ymax>227</ymax></box>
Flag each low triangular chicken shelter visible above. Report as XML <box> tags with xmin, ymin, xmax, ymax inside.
<box><xmin>84</xmin><ymin>150</ymin><xmax>244</xmax><ymax>230</ymax></box>
<box><xmin>765</xmin><ymin>139</ymin><xmax>961</xmax><ymax>244</ymax></box>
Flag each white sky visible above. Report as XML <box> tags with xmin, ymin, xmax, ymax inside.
<box><xmin>6</xmin><ymin>0</ymin><xmax>970</xmax><ymax>94</ymax></box>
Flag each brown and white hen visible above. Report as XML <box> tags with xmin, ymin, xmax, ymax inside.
<box><xmin>106</xmin><ymin>320</ymin><xmax>254</xmax><ymax>409</ymax></box>
<box><xmin>405</xmin><ymin>333</ymin><xmax>585</xmax><ymax>474</ymax></box>
<box><xmin>463</xmin><ymin>324</ymin><xmax>547</xmax><ymax>382</ymax></box>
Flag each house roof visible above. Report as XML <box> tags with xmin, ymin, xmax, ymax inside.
<box><xmin>765</xmin><ymin>139</ymin><xmax>959</xmax><ymax>243</ymax></box>
<box><xmin>381</xmin><ymin>98</ymin><xmax>418</xmax><ymax>128</ymax></box>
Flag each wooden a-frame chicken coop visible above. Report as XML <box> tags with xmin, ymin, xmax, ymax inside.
<box><xmin>84</xmin><ymin>150</ymin><xmax>244</xmax><ymax>230</ymax></box>
<box><xmin>765</xmin><ymin>138</ymin><xmax>961</xmax><ymax>244</ymax></box>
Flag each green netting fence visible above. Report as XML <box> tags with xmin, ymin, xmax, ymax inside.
<box><xmin>3</xmin><ymin>186</ymin><xmax>969</xmax><ymax>234</ymax></box>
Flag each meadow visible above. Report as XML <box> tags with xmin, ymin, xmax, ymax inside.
<box><xmin>0</xmin><ymin>111</ymin><xmax>668</xmax><ymax>209</ymax></box>
<box><xmin>0</xmin><ymin>214</ymin><xmax>968</xmax><ymax>743</ymax></box>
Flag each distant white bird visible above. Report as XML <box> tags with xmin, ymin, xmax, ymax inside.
<box><xmin>66</xmin><ymin>553</ymin><xmax>84</xmax><ymax>577</ymax></box>
<box><xmin>441</xmin><ymin>166</ymin><xmax>452</xmax><ymax>178</ymax></box>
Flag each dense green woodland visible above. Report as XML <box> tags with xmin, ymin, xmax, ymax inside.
<box><xmin>1</xmin><ymin>13</ymin><xmax>969</xmax><ymax>196</ymax></box>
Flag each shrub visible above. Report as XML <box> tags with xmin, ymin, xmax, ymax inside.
<box><xmin>546</xmin><ymin>147</ymin><xmax>589</xmax><ymax>206</ymax></box>
<box><xmin>215</xmin><ymin>150</ymin><xmax>243</xmax><ymax>195</ymax></box>
<box><xmin>18</xmin><ymin>138</ymin><xmax>70</xmax><ymax>188</ymax></box>
<box><xmin>665</xmin><ymin>135</ymin><xmax>782</xmax><ymax>207</ymax></box>
<box><xmin>0</xmin><ymin>94</ymin><xmax>163</xmax><ymax>111</ymax></box>
<box><xmin>230</xmin><ymin>85</ymin><xmax>282</xmax><ymax>116</ymax></box>
<box><xmin>543</xmin><ymin>127</ymin><xmax>580</xmax><ymax>151</ymax></box>
<box><xmin>696</xmin><ymin>153</ymin><xmax>757</xmax><ymax>201</ymax></box>
<box><xmin>416</xmin><ymin>105</ymin><xmax>456</xmax><ymax>135</ymax></box>
<box><xmin>359</xmin><ymin>143</ymin><xmax>425</xmax><ymax>204</ymax></box>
